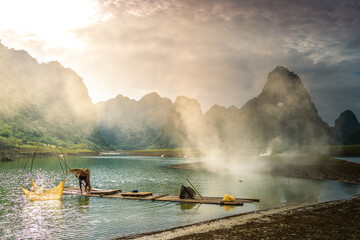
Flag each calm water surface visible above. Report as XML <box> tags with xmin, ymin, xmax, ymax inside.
<box><xmin>338</xmin><ymin>157</ymin><xmax>360</xmax><ymax>164</ymax></box>
<box><xmin>0</xmin><ymin>155</ymin><xmax>359</xmax><ymax>239</ymax></box>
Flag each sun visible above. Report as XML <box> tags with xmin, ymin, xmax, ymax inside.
<box><xmin>0</xmin><ymin>0</ymin><xmax>103</xmax><ymax>50</ymax></box>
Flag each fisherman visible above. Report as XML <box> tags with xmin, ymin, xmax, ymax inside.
<box><xmin>179</xmin><ymin>185</ymin><xmax>196</xmax><ymax>199</ymax></box>
<box><xmin>68</xmin><ymin>168</ymin><xmax>92</xmax><ymax>194</ymax></box>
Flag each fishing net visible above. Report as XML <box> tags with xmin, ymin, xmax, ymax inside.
<box><xmin>20</xmin><ymin>178</ymin><xmax>66</xmax><ymax>201</ymax></box>
<box><xmin>19</xmin><ymin>145</ymin><xmax>70</xmax><ymax>201</ymax></box>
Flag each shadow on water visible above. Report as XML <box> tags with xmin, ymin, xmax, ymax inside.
<box><xmin>76</xmin><ymin>196</ymin><xmax>90</xmax><ymax>212</ymax></box>
<box><xmin>179</xmin><ymin>202</ymin><xmax>197</xmax><ymax>210</ymax></box>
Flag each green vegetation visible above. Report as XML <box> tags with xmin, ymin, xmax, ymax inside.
<box><xmin>18</xmin><ymin>144</ymin><xmax>96</xmax><ymax>155</ymax></box>
<box><xmin>126</xmin><ymin>148</ymin><xmax>204</xmax><ymax>157</ymax></box>
<box><xmin>96</xmin><ymin>92</ymin><xmax>173</xmax><ymax>150</ymax></box>
<box><xmin>99</xmin><ymin>126</ymin><xmax>159</xmax><ymax>150</ymax></box>
<box><xmin>0</xmin><ymin>109</ymin><xmax>112</xmax><ymax>150</ymax></box>
<box><xmin>0</xmin><ymin>43</ymin><xmax>114</xmax><ymax>153</ymax></box>
<box><xmin>1</xmin><ymin>44</ymin><xmax>359</xmax><ymax>156</ymax></box>
<box><xmin>0</xmin><ymin>117</ymin><xmax>113</xmax><ymax>153</ymax></box>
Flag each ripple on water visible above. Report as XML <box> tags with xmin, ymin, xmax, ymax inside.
<box><xmin>0</xmin><ymin>156</ymin><xmax>359</xmax><ymax>239</ymax></box>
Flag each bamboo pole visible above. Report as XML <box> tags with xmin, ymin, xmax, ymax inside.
<box><xmin>186</xmin><ymin>178</ymin><xmax>203</xmax><ymax>200</ymax></box>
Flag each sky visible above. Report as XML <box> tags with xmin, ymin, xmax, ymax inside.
<box><xmin>0</xmin><ymin>0</ymin><xmax>359</xmax><ymax>124</ymax></box>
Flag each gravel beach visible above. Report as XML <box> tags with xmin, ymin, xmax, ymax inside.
<box><xmin>116</xmin><ymin>157</ymin><xmax>360</xmax><ymax>240</ymax></box>
<box><xmin>117</xmin><ymin>195</ymin><xmax>360</xmax><ymax>240</ymax></box>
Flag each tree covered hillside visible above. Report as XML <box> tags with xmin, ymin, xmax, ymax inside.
<box><xmin>0</xmin><ymin>42</ymin><xmax>110</xmax><ymax>150</ymax></box>
<box><xmin>97</xmin><ymin>92</ymin><xmax>172</xmax><ymax>149</ymax></box>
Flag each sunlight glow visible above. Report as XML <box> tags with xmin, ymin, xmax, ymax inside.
<box><xmin>0</xmin><ymin>0</ymin><xmax>104</xmax><ymax>49</ymax></box>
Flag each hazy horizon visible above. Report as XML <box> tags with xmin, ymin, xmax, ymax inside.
<box><xmin>0</xmin><ymin>0</ymin><xmax>359</xmax><ymax>123</ymax></box>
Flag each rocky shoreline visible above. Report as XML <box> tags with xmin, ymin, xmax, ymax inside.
<box><xmin>114</xmin><ymin>156</ymin><xmax>360</xmax><ymax>240</ymax></box>
<box><xmin>169</xmin><ymin>156</ymin><xmax>360</xmax><ymax>184</ymax></box>
<box><xmin>116</xmin><ymin>195</ymin><xmax>360</xmax><ymax>240</ymax></box>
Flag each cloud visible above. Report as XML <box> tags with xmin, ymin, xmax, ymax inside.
<box><xmin>1</xmin><ymin>0</ymin><xmax>360</xmax><ymax>123</ymax></box>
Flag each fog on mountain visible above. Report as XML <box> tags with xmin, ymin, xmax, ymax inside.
<box><xmin>1</xmin><ymin>40</ymin><xmax>359</xmax><ymax>154</ymax></box>
<box><xmin>98</xmin><ymin>66</ymin><xmax>343</xmax><ymax>154</ymax></box>
<box><xmin>0</xmin><ymin>42</ymin><xmax>108</xmax><ymax>149</ymax></box>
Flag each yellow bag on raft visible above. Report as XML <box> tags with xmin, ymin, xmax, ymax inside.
<box><xmin>20</xmin><ymin>178</ymin><xmax>65</xmax><ymax>201</ymax></box>
<box><xmin>222</xmin><ymin>194</ymin><xmax>235</xmax><ymax>202</ymax></box>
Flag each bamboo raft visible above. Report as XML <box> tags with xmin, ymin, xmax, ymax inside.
<box><xmin>63</xmin><ymin>187</ymin><xmax>259</xmax><ymax>206</ymax></box>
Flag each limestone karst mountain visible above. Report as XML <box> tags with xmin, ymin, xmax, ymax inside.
<box><xmin>153</xmin><ymin>96</ymin><xmax>206</xmax><ymax>149</ymax></box>
<box><xmin>0</xmin><ymin>41</ymin><xmax>350</xmax><ymax>152</ymax></box>
<box><xmin>154</xmin><ymin>66</ymin><xmax>338</xmax><ymax>150</ymax></box>
<box><xmin>0</xmin><ymin>42</ymin><xmax>108</xmax><ymax>149</ymax></box>
<box><xmin>334</xmin><ymin>110</ymin><xmax>360</xmax><ymax>144</ymax></box>
<box><xmin>96</xmin><ymin>92</ymin><xmax>172</xmax><ymax>149</ymax></box>
<box><xmin>234</xmin><ymin>66</ymin><xmax>337</xmax><ymax>147</ymax></box>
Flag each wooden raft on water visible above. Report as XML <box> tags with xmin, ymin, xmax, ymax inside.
<box><xmin>63</xmin><ymin>187</ymin><xmax>259</xmax><ymax>206</ymax></box>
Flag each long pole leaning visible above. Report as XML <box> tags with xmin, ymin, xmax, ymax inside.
<box><xmin>186</xmin><ymin>178</ymin><xmax>203</xmax><ymax>200</ymax></box>
<box><xmin>48</xmin><ymin>146</ymin><xmax>78</xmax><ymax>178</ymax></box>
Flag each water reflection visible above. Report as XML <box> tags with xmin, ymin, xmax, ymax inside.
<box><xmin>76</xmin><ymin>196</ymin><xmax>90</xmax><ymax>213</ymax></box>
<box><xmin>201</xmin><ymin>172</ymin><xmax>328</xmax><ymax>209</ymax></box>
<box><xmin>19</xmin><ymin>200</ymin><xmax>63</xmax><ymax>239</ymax></box>
<box><xmin>340</xmin><ymin>182</ymin><xmax>359</xmax><ymax>196</ymax></box>
<box><xmin>223</xmin><ymin>205</ymin><xmax>236</xmax><ymax>212</ymax></box>
<box><xmin>0</xmin><ymin>156</ymin><xmax>359</xmax><ymax>239</ymax></box>
<box><xmin>179</xmin><ymin>202</ymin><xmax>197</xmax><ymax>210</ymax></box>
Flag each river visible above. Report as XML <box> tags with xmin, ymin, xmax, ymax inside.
<box><xmin>0</xmin><ymin>155</ymin><xmax>359</xmax><ymax>239</ymax></box>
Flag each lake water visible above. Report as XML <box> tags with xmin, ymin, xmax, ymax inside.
<box><xmin>0</xmin><ymin>155</ymin><xmax>359</xmax><ymax>239</ymax></box>
<box><xmin>338</xmin><ymin>157</ymin><xmax>360</xmax><ymax>164</ymax></box>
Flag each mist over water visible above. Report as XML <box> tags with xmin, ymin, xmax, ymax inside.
<box><xmin>157</xmin><ymin>67</ymin><xmax>338</xmax><ymax>173</ymax></box>
<box><xmin>0</xmin><ymin>39</ymin><xmax>358</xmax><ymax>239</ymax></box>
<box><xmin>1</xmin><ymin>155</ymin><xmax>358</xmax><ymax>239</ymax></box>
<box><xmin>0</xmin><ymin>1</ymin><xmax>359</xmax><ymax>238</ymax></box>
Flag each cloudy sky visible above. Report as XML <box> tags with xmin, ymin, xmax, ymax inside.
<box><xmin>0</xmin><ymin>0</ymin><xmax>359</xmax><ymax>124</ymax></box>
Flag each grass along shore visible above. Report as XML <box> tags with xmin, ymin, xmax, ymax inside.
<box><xmin>1</xmin><ymin>144</ymin><xmax>99</xmax><ymax>159</ymax></box>
<box><xmin>4</xmin><ymin>144</ymin><xmax>359</xmax><ymax>159</ymax></box>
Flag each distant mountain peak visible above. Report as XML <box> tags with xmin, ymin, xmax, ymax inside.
<box><xmin>261</xmin><ymin>66</ymin><xmax>303</xmax><ymax>100</ymax></box>
<box><xmin>206</xmin><ymin>104</ymin><xmax>238</xmax><ymax>116</ymax></box>
<box><xmin>173</xmin><ymin>96</ymin><xmax>203</xmax><ymax>113</ymax></box>
<box><xmin>97</xmin><ymin>91</ymin><xmax>173</xmax><ymax>149</ymax></box>
<box><xmin>142</xmin><ymin>92</ymin><xmax>160</xmax><ymax>99</ymax></box>
<box><xmin>334</xmin><ymin>109</ymin><xmax>360</xmax><ymax>140</ymax></box>
<box><xmin>113</xmin><ymin>94</ymin><xmax>135</xmax><ymax>103</ymax></box>
<box><xmin>338</xmin><ymin>110</ymin><xmax>359</xmax><ymax>121</ymax></box>
<box><xmin>237</xmin><ymin>66</ymin><xmax>335</xmax><ymax>146</ymax></box>
<box><xmin>115</xmin><ymin>94</ymin><xmax>125</xmax><ymax>99</ymax></box>
<box><xmin>227</xmin><ymin>105</ymin><xmax>238</xmax><ymax>111</ymax></box>
<box><xmin>140</xmin><ymin>92</ymin><xmax>172</xmax><ymax>105</ymax></box>
<box><xmin>251</xmin><ymin>66</ymin><xmax>319</xmax><ymax>117</ymax></box>
<box><xmin>174</xmin><ymin>96</ymin><xmax>198</xmax><ymax>106</ymax></box>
